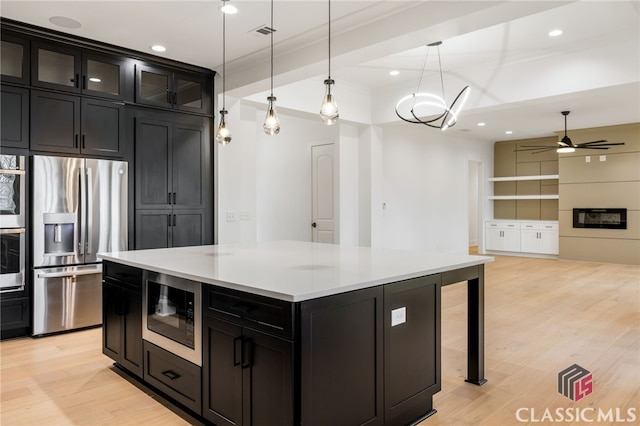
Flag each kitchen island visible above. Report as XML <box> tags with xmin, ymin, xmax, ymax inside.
<box><xmin>99</xmin><ymin>241</ymin><xmax>493</xmax><ymax>426</ymax></box>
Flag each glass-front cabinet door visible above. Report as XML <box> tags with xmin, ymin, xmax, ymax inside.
<box><xmin>1</xmin><ymin>32</ymin><xmax>30</xmax><ymax>84</ymax></box>
<box><xmin>136</xmin><ymin>64</ymin><xmax>210</xmax><ymax>114</ymax></box>
<box><xmin>32</xmin><ymin>41</ymin><xmax>81</xmax><ymax>92</ymax></box>
<box><xmin>82</xmin><ymin>53</ymin><xmax>131</xmax><ymax>101</ymax></box>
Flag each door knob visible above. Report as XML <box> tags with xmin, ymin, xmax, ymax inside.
<box><xmin>312</xmin><ymin>222</ymin><xmax>317</xmax><ymax>228</ymax></box>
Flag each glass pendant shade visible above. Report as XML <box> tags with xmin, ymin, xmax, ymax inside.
<box><xmin>320</xmin><ymin>79</ymin><xmax>339</xmax><ymax>125</ymax></box>
<box><xmin>263</xmin><ymin>96</ymin><xmax>281</xmax><ymax>135</ymax></box>
<box><xmin>216</xmin><ymin>110</ymin><xmax>232</xmax><ymax>145</ymax></box>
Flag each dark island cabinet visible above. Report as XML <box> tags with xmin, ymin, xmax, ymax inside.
<box><xmin>202</xmin><ymin>314</ymin><xmax>294</xmax><ymax>426</ymax></box>
<box><xmin>134</xmin><ymin>109</ymin><xmax>211</xmax><ymax>249</ymax></box>
<box><xmin>30</xmin><ymin>90</ymin><xmax>125</xmax><ymax>157</ymax></box>
<box><xmin>1</xmin><ymin>85</ymin><xmax>29</xmax><ymax>149</ymax></box>
<box><xmin>102</xmin><ymin>261</ymin><xmax>143</xmax><ymax>378</ymax></box>
<box><xmin>31</xmin><ymin>40</ymin><xmax>133</xmax><ymax>101</ymax></box>
<box><xmin>136</xmin><ymin>63</ymin><xmax>212</xmax><ymax>115</ymax></box>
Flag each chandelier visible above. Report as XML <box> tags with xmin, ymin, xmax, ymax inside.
<box><xmin>395</xmin><ymin>41</ymin><xmax>470</xmax><ymax>131</ymax></box>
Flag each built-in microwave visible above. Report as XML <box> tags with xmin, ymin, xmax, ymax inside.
<box><xmin>0</xmin><ymin>154</ymin><xmax>26</xmax><ymax>228</ymax></box>
<box><xmin>142</xmin><ymin>271</ymin><xmax>202</xmax><ymax>366</ymax></box>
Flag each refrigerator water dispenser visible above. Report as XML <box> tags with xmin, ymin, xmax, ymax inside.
<box><xmin>43</xmin><ymin>213</ymin><xmax>75</xmax><ymax>256</ymax></box>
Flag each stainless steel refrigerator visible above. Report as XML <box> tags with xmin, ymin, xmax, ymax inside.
<box><xmin>32</xmin><ymin>155</ymin><xmax>127</xmax><ymax>335</ymax></box>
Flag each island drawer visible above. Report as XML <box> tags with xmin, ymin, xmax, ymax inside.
<box><xmin>143</xmin><ymin>341</ymin><xmax>202</xmax><ymax>415</ymax></box>
<box><xmin>204</xmin><ymin>285</ymin><xmax>295</xmax><ymax>340</ymax></box>
<box><xmin>103</xmin><ymin>261</ymin><xmax>142</xmax><ymax>291</ymax></box>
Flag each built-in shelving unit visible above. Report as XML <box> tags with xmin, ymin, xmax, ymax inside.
<box><xmin>488</xmin><ymin>174</ymin><xmax>559</xmax><ymax>200</ymax></box>
<box><xmin>488</xmin><ymin>174</ymin><xmax>559</xmax><ymax>182</ymax></box>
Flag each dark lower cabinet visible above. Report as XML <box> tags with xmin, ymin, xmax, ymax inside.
<box><xmin>0</xmin><ymin>297</ymin><xmax>29</xmax><ymax>339</ymax></box>
<box><xmin>384</xmin><ymin>275</ymin><xmax>441</xmax><ymax>426</ymax></box>
<box><xmin>135</xmin><ymin>210</ymin><xmax>205</xmax><ymax>249</ymax></box>
<box><xmin>102</xmin><ymin>262</ymin><xmax>143</xmax><ymax>378</ymax></box>
<box><xmin>300</xmin><ymin>286</ymin><xmax>384</xmax><ymax>426</ymax></box>
<box><xmin>202</xmin><ymin>316</ymin><xmax>294</xmax><ymax>426</ymax></box>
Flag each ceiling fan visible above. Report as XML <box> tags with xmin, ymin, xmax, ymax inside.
<box><xmin>517</xmin><ymin>111</ymin><xmax>625</xmax><ymax>154</ymax></box>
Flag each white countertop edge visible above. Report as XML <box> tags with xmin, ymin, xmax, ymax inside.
<box><xmin>99</xmin><ymin>252</ymin><xmax>493</xmax><ymax>302</ymax></box>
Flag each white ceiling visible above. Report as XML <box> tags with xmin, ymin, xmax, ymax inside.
<box><xmin>2</xmin><ymin>0</ymin><xmax>639</xmax><ymax>142</ymax></box>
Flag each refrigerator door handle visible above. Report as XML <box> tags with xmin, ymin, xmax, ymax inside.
<box><xmin>85</xmin><ymin>166</ymin><xmax>93</xmax><ymax>255</ymax></box>
<box><xmin>77</xmin><ymin>167</ymin><xmax>85</xmax><ymax>256</ymax></box>
<box><xmin>37</xmin><ymin>266</ymin><xmax>102</xmax><ymax>279</ymax></box>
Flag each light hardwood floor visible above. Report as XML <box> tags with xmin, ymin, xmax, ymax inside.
<box><xmin>1</xmin><ymin>255</ymin><xmax>638</xmax><ymax>425</ymax></box>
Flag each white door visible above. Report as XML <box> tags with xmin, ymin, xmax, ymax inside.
<box><xmin>311</xmin><ymin>144</ymin><xmax>335</xmax><ymax>243</ymax></box>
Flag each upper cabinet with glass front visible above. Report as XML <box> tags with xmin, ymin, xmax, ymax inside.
<box><xmin>1</xmin><ymin>31</ymin><xmax>30</xmax><ymax>85</ymax></box>
<box><xmin>31</xmin><ymin>41</ymin><xmax>133</xmax><ymax>101</ymax></box>
<box><xmin>136</xmin><ymin>64</ymin><xmax>212</xmax><ymax>114</ymax></box>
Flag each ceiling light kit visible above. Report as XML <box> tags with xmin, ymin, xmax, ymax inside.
<box><xmin>319</xmin><ymin>0</ymin><xmax>339</xmax><ymax>125</ymax></box>
<box><xmin>519</xmin><ymin>111</ymin><xmax>625</xmax><ymax>154</ymax></box>
<box><xmin>216</xmin><ymin>0</ymin><xmax>232</xmax><ymax>145</ymax></box>
<box><xmin>263</xmin><ymin>0</ymin><xmax>280</xmax><ymax>135</ymax></box>
<box><xmin>395</xmin><ymin>41</ymin><xmax>470</xmax><ymax>131</ymax></box>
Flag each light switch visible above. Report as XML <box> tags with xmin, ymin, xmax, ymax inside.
<box><xmin>599</xmin><ymin>155</ymin><xmax>606</xmax><ymax>162</ymax></box>
<box><xmin>391</xmin><ymin>307</ymin><xmax>406</xmax><ymax>327</ymax></box>
<box><xmin>585</xmin><ymin>156</ymin><xmax>591</xmax><ymax>163</ymax></box>
<box><xmin>226</xmin><ymin>211</ymin><xmax>236</xmax><ymax>222</ymax></box>
<box><xmin>240</xmin><ymin>211</ymin><xmax>250</xmax><ymax>220</ymax></box>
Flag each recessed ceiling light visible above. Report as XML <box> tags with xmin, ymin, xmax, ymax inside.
<box><xmin>220</xmin><ymin>3</ymin><xmax>238</xmax><ymax>14</ymax></box>
<box><xmin>389</xmin><ymin>70</ymin><xmax>400</xmax><ymax>76</ymax></box>
<box><xmin>548</xmin><ymin>29</ymin><xmax>563</xmax><ymax>37</ymax></box>
<box><xmin>49</xmin><ymin>16</ymin><xmax>82</xmax><ymax>29</ymax></box>
<box><xmin>477</xmin><ymin>122</ymin><xmax>486</xmax><ymax>127</ymax></box>
<box><xmin>151</xmin><ymin>45</ymin><xmax>167</xmax><ymax>52</ymax></box>
<box><xmin>505</xmin><ymin>130</ymin><xmax>513</xmax><ymax>135</ymax></box>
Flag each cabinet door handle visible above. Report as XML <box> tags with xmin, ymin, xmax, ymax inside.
<box><xmin>242</xmin><ymin>337</ymin><xmax>253</xmax><ymax>369</ymax></box>
<box><xmin>173</xmin><ymin>192</ymin><xmax>176</xmax><ymax>204</ymax></box>
<box><xmin>75</xmin><ymin>73</ymin><xmax>80</xmax><ymax>88</ymax></box>
<box><xmin>233</xmin><ymin>336</ymin><xmax>242</xmax><ymax>366</ymax></box>
<box><xmin>173</xmin><ymin>214</ymin><xmax>176</xmax><ymax>227</ymax></box>
<box><xmin>167</xmin><ymin>214</ymin><xmax>171</xmax><ymax>227</ymax></box>
<box><xmin>82</xmin><ymin>75</ymin><xmax>87</xmax><ymax>90</ymax></box>
<box><xmin>161</xmin><ymin>370</ymin><xmax>180</xmax><ymax>380</ymax></box>
<box><xmin>74</xmin><ymin>134</ymin><xmax>79</xmax><ymax>148</ymax></box>
<box><xmin>167</xmin><ymin>192</ymin><xmax>172</xmax><ymax>205</ymax></box>
<box><xmin>82</xmin><ymin>135</ymin><xmax>86</xmax><ymax>149</ymax></box>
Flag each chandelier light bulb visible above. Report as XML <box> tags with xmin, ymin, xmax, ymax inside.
<box><xmin>263</xmin><ymin>96</ymin><xmax>281</xmax><ymax>135</ymax></box>
<box><xmin>320</xmin><ymin>79</ymin><xmax>339</xmax><ymax>125</ymax></box>
<box><xmin>216</xmin><ymin>110</ymin><xmax>232</xmax><ymax>145</ymax></box>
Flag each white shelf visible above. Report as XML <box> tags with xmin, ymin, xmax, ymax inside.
<box><xmin>488</xmin><ymin>174</ymin><xmax>559</xmax><ymax>182</ymax></box>
<box><xmin>488</xmin><ymin>195</ymin><xmax>559</xmax><ymax>200</ymax></box>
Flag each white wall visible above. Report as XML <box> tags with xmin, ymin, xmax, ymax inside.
<box><xmin>369</xmin><ymin>124</ymin><xmax>493</xmax><ymax>254</ymax></box>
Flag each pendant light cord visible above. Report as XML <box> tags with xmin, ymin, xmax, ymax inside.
<box><xmin>328</xmin><ymin>0</ymin><xmax>331</xmax><ymax>79</ymax></box>
<box><xmin>270</xmin><ymin>0</ymin><xmax>274</xmax><ymax>96</ymax></box>
<box><xmin>436</xmin><ymin>44</ymin><xmax>445</xmax><ymax>101</ymax></box>
<box><xmin>222</xmin><ymin>7</ymin><xmax>226</xmax><ymax>111</ymax></box>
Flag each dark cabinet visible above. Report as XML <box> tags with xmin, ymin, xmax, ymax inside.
<box><xmin>1</xmin><ymin>85</ymin><xmax>29</xmax><ymax>149</ymax></box>
<box><xmin>202</xmin><ymin>316</ymin><xmax>294</xmax><ymax>426</ymax></box>
<box><xmin>136</xmin><ymin>64</ymin><xmax>211</xmax><ymax>114</ymax></box>
<box><xmin>31</xmin><ymin>41</ymin><xmax>133</xmax><ymax>101</ymax></box>
<box><xmin>30</xmin><ymin>90</ymin><xmax>125</xmax><ymax>157</ymax></box>
<box><xmin>384</xmin><ymin>275</ymin><xmax>441</xmax><ymax>426</ymax></box>
<box><xmin>0</xmin><ymin>297</ymin><xmax>29</xmax><ymax>340</ymax></box>
<box><xmin>134</xmin><ymin>110</ymin><xmax>211</xmax><ymax>249</ymax></box>
<box><xmin>300</xmin><ymin>286</ymin><xmax>384</xmax><ymax>426</ymax></box>
<box><xmin>102</xmin><ymin>261</ymin><xmax>143</xmax><ymax>378</ymax></box>
<box><xmin>1</xmin><ymin>31</ymin><xmax>30</xmax><ymax>85</ymax></box>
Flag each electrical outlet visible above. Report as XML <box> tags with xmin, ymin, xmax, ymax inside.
<box><xmin>585</xmin><ymin>156</ymin><xmax>591</xmax><ymax>163</ymax></box>
<box><xmin>240</xmin><ymin>211</ymin><xmax>250</xmax><ymax>220</ymax></box>
<box><xmin>226</xmin><ymin>211</ymin><xmax>236</xmax><ymax>222</ymax></box>
<box><xmin>599</xmin><ymin>155</ymin><xmax>606</xmax><ymax>162</ymax></box>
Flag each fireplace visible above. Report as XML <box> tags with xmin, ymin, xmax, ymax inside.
<box><xmin>573</xmin><ymin>208</ymin><xmax>627</xmax><ymax>229</ymax></box>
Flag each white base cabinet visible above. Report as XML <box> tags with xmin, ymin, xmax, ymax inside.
<box><xmin>486</xmin><ymin>221</ymin><xmax>558</xmax><ymax>256</ymax></box>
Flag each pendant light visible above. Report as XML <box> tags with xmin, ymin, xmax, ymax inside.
<box><xmin>263</xmin><ymin>0</ymin><xmax>280</xmax><ymax>135</ymax></box>
<box><xmin>319</xmin><ymin>0</ymin><xmax>338</xmax><ymax>125</ymax></box>
<box><xmin>395</xmin><ymin>41</ymin><xmax>469</xmax><ymax>131</ymax></box>
<box><xmin>216</xmin><ymin>0</ymin><xmax>232</xmax><ymax>145</ymax></box>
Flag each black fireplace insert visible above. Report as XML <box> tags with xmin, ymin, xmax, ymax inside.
<box><xmin>573</xmin><ymin>208</ymin><xmax>627</xmax><ymax>229</ymax></box>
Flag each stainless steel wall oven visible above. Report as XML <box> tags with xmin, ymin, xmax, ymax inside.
<box><xmin>143</xmin><ymin>271</ymin><xmax>202</xmax><ymax>366</ymax></box>
<box><xmin>0</xmin><ymin>154</ymin><xmax>26</xmax><ymax>293</ymax></box>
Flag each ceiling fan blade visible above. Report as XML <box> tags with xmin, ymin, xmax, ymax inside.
<box><xmin>580</xmin><ymin>139</ymin><xmax>608</xmax><ymax>145</ymax></box>
<box><xmin>575</xmin><ymin>146</ymin><xmax>609</xmax><ymax>150</ymax></box>
<box><xmin>578</xmin><ymin>141</ymin><xmax>625</xmax><ymax>147</ymax></box>
<box><xmin>515</xmin><ymin>146</ymin><xmax>556</xmax><ymax>152</ymax></box>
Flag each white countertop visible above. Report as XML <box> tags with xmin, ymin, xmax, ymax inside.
<box><xmin>99</xmin><ymin>241</ymin><xmax>493</xmax><ymax>302</ymax></box>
